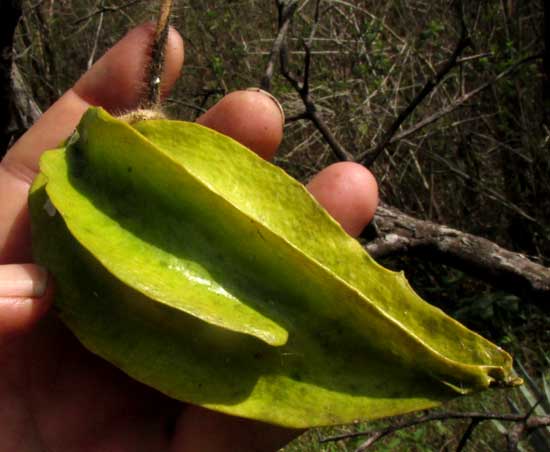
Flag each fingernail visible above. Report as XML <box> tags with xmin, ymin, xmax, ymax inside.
<box><xmin>0</xmin><ymin>264</ymin><xmax>48</xmax><ymax>298</ymax></box>
<box><xmin>246</xmin><ymin>88</ymin><xmax>285</xmax><ymax>125</ymax></box>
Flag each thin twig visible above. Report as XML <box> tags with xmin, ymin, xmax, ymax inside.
<box><xmin>285</xmin><ymin>112</ymin><xmax>309</xmax><ymax>122</ymax></box>
<box><xmin>320</xmin><ymin>410</ymin><xmax>550</xmax><ymax>452</ymax></box>
<box><xmin>277</xmin><ymin>0</ymin><xmax>352</xmax><ymax>161</ymax></box>
<box><xmin>87</xmin><ymin>0</ymin><xmax>105</xmax><ymax>70</ymax></box>
<box><xmin>425</xmin><ymin>127</ymin><xmax>538</xmax><ymax>224</ymax></box>
<box><xmin>301</xmin><ymin>0</ymin><xmax>322</xmax><ymax>100</ymax></box>
<box><xmin>146</xmin><ymin>0</ymin><xmax>174</xmax><ymax>108</ymax></box>
<box><xmin>260</xmin><ymin>0</ymin><xmax>298</xmax><ymax>92</ymax></box>
<box><xmin>456</xmin><ymin>52</ymin><xmax>492</xmax><ymax>64</ymax></box>
<box><xmin>73</xmin><ymin>0</ymin><xmax>144</xmax><ymax>26</ymax></box>
<box><xmin>376</xmin><ymin>52</ymin><xmax>542</xmax><ymax>150</ymax></box>
<box><xmin>166</xmin><ymin>97</ymin><xmax>207</xmax><ymax>114</ymax></box>
<box><xmin>455</xmin><ymin>419</ymin><xmax>480</xmax><ymax>452</ymax></box>
<box><xmin>360</xmin><ymin>0</ymin><xmax>471</xmax><ymax>166</ymax></box>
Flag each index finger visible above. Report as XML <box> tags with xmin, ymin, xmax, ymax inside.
<box><xmin>0</xmin><ymin>24</ymin><xmax>184</xmax><ymax>263</ymax></box>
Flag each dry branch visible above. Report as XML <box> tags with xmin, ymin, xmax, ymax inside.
<box><xmin>367</xmin><ymin>203</ymin><xmax>550</xmax><ymax>307</ymax></box>
<box><xmin>321</xmin><ymin>409</ymin><xmax>550</xmax><ymax>452</ymax></box>
<box><xmin>11</xmin><ymin>64</ymin><xmax>42</xmax><ymax>131</ymax></box>
<box><xmin>86</xmin><ymin>0</ymin><xmax>106</xmax><ymax>70</ymax></box>
<box><xmin>73</xmin><ymin>0</ymin><xmax>144</xmax><ymax>26</ymax></box>
<box><xmin>360</xmin><ymin>1</ymin><xmax>472</xmax><ymax>166</ymax></box>
<box><xmin>277</xmin><ymin>0</ymin><xmax>352</xmax><ymax>161</ymax></box>
<box><xmin>382</xmin><ymin>52</ymin><xmax>543</xmax><ymax>148</ymax></box>
<box><xmin>260</xmin><ymin>0</ymin><xmax>299</xmax><ymax>92</ymax></box>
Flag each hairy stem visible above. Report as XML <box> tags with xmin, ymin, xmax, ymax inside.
<box><xmin>146</xmin><ymin>0</ymin><xmax>174</xmax><ymax>108</ymax></box>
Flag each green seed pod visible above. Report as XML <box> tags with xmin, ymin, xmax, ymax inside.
<box><xmin>29</xmin><ymin>107</ymin><xmax>519</xmax><ymax>428</ymax></box>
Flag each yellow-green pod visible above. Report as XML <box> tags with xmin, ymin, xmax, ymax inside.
<box><xmin>28</xmin><ymin>107</ymin><xmax>519</xmax><ymax>428</ymax></box>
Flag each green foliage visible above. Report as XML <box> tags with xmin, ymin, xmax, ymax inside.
<box><xmin>210</xmin><ymin>55</ymin><xmax>225</xmax><ymax>78</ymax></box>
<box><xmin>419</xmin><ymin>20</ymin><xmax>445</xmax><ymax>41</ymax></box>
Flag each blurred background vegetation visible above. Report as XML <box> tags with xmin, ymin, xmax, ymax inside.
<box><xmin>4</xmin><ymin>0</ymin><xmax>550</xmax><ymax>450</ymax></box>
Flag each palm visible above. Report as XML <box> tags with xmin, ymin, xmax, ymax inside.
<box><xmin>1</xmin><ymin>314</ymin><xmax>182</xmax><ymax>452</ymax></box>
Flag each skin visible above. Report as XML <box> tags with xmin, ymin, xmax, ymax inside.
<box><xmin>0</xmin><ymin>24</ymin><xmax>378</xmax><ymax>452</ymax></box>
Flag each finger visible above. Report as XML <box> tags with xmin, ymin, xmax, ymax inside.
<box><xmin>171</xmin><ymin>405</ymin><xmax>301</xmax><ymax>452</ymax></box>
<box><xmin>0</xmin><ymin>264</ymin><xmax>53</xmax><ymax>337</ymax></box>
<box><xmin>196</xmin><ymin>88</ymin><xmax>285</xmax><ymax>160</ymax></box>
<box><xmin>4</xmin><ymin>24</ymin><xmax>183</xmax><ymax>174</ymax></box>
<box><xmin>0</xmin><ymin>23</ymin><xmax>184</xmax><ymax>263</ymax></box>
<box><xmin>307</xmin><ymin>162</ymin><xmax>379</xmax><ymax>237</ymax></box>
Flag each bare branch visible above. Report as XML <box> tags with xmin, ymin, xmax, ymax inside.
<box><xmin>456</xmin><ymin>419</ymin><xmax>480</xmax><ymax>452</ymax></box>
<box><xmin>360</xmin><ymin>2</ymin><xmax>472</xmax><ymax>166</ymax></box>
<box><xmin>11</xmin><ymin>64</ymin><xmax>42</xmax><ymax>131</ymax></box>
<box><xmin>87</xmin><ymin>0</ymin><xmax>106</xmax><ymax>70</ymax></box>
<box><xmin>73</xmin><ymin>0</ymin><xmax>144</xmax><ymax>26</ymax></box>
<box><xmin>285</xmin><ymin>111</ymin><xmax>309</xmax><ymax>122</ymax></box>
<box><xmin>306</xmin><ymin>108</ymin><xmax>351</xmax><ymax>161</ymax></box>
<box><xmin>320</xmin><ymin>410</ymin><xmax>550</xmax><ymax>451</ymax></box>
<box><xmin>275</xmin><ymin>0</ymin><xmax>352</xmax><ymax>161</ymax></box>
<box><xmin>427</xmin><ymin>146</ymin><xmax>538</xmax><ymax>224</ymax></box>
<box><xmin>381</xmin><ymin>52</ymin><xmax>543</xmax><ymax>148</ymax></box>
<box><xmin>301</xmin><ymin>0</ymin><xmax>322</xmax><ymax>100</ymax></box>
<box><xmin>366</xmin><ymin>203</ymin><xmax>550</xmax><ymax>307</ymax></box>
<box><xmin>260</xmin><ymin>0</ymin><xmax>299</xmax><ymax>92</ymax></box>
<box><xmin>456</xmin><ymin>52</ymin><xmax>492</xmax><ymax>64</ymax></box>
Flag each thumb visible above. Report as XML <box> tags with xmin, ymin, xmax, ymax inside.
<box><xmin>0</xmin><ymin>264</ymin><xmax>53</xmax><ymax>337</ymax></box>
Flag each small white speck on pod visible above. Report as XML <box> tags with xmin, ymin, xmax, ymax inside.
<box><xmin>44</xmin><ymin>199</ymin><xmax>57</xmax><ymax>217</ymax></box>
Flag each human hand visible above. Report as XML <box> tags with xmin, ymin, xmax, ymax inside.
<box><xmin>0</xmin><ymin>24</ymin><xmax>378</xmax><ymax>451</ymax></box>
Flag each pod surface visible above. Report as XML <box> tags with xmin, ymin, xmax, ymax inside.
<box><xmin>29</xmin><ymin>107</ymin><xmax>517</xmax><ymax>428</ymax></box>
